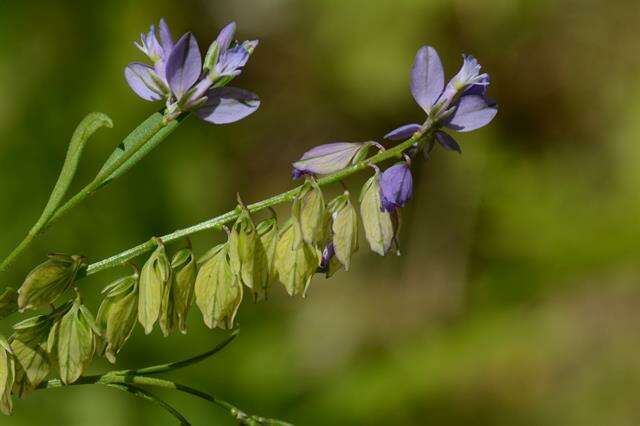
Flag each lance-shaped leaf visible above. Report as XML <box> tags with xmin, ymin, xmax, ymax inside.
<box><xmin>96</xmin><ymin>112</ymin><xmax>186</xmax><ymax>188</ymax></box>
<box><xmin>170</xmin><ymin>248</ymin><xmax>197</xmax><ymax>334</ymax></box>
<box><xmin>360</xmin><ymin>172</ymin><xmax>394</xmax><ymax>256</ymax></box>
<box><xmin>97</xmin><ymin>275</ymin><xmax>139</xmax><ymax>363</ymax></box>
<box><xmin>257</xmin><ymin>218</ymin><xmax>279</xmax><ymax>288</ymax></box>
<box><xmin>292</xmin><ymin>179</ymin><xmax>326</xmax><ymax>246</ymax></box>
<box><xmin>195</xmin><ymin>244</ymin><xmax>243</xmax><ymax>329</ymax></box>
<box><xmin>138</xmin><ymin>240</ymin><xmax>172</xmax><ymax>335</ymax></box>
<box><xmin>228</xmin><ymin>206</ymin><xmax>270</xmax><ymax>300</ymax></box>
<box><xmin>0</xmin><ymin>334</ymin><xmax>15</xmax><ymax>416</ymax></box>
<box><xmin>328</xmin><ymin>194</ymin><xmax>359</xmax><ymax>270</ymax></box>
<box><xmin>17</xmin><ymin>254</ymin><xmax>86</xmax><ymax>311</ymax></box>
<box><xmin>0</xmin><ymin>288</ymin><xmax>18</xmax><ymax>321</ymax></box>
<box><xmin>35</xmin><ymin>112</ymin><xmax>112</xmax><ymax>228</ymax></box>
<box><xmin>275</xmin><ymin>220</ymin><xmax>319</xmax><ymax>297</ymax></box>
<box><xmin>49</xmin><ymin>297</ymin><xmax>100</xmax><ymax>384</ymax></box>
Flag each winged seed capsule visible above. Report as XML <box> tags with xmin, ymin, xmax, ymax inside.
<box><xmin>229</xmin><ymin>206</ymin><xmax>270</xmax><ymax>301</ymax></box>
<box><xmin>138</xmin><ymin>239</ymin><xmax>172</xmax><ymax>335</ymax></box>
<box><xmin>17</xmin><ymin>254</ymin><xmax>86</xmax><ymax>311</ymax></box>
<box><xmin>328</xmin><ymin>193</ymin><xmax>359</xmax><ymax>270</ymax></box>
<box><xmin>47</xmin><ymin>296</ymin><xmax>100</xmax><ymax>384</ymax></box>
<box><xmin>97</xmin><ymin>274</ymin><xmax>139</xmax><ymax>363</ymax></box>
<box><xmin>0</xmin><ymin>334</ymin><xmax>15</xmax><ymax>415</ymax></box>
<box><xmin>275</xmin><ymin>219</ymin><xmax>319</xmax><ymax>297</ymax></box>
<box><xmin>169</xmin><ymin>248</ymin><xmax>197</xmax><ymax>334</ymax></box>
<box><xmin>360</xmin><ymin>172</ymin><xmax>395</xmax><ymax>256</ymax></box>
<box><xmin>10</xmin><ymin>303</ymin><xmax>71</xmax><ymax>397</ymax></box>
<box><xmin>0</xmin><ymin>287</ymin><xmax>18</xmax><ymax>320</ymax></box>
<box><xmin>195</xmin><ymin>243</ymin><xmax>243</xmax><ymax>330</ymax></box>
<box><xmin>292</xmin><ymin>179</ymin><xmax>326</xmax><ymax>246</ymax></box>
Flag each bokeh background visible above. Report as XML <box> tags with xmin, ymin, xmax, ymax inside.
<box><xmin>2</xmin><ymin>0</ymin><xmax>640</xmax><ymax>424</ymax></box>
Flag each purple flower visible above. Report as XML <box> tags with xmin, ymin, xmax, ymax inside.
<box><xmin>379</xmin><ymin>163</ymin><xmax>413</xmax><ymax>212</ymax></box>
<box><xmin>125</xmin><ymin>20</ymin><xmax>260</xmax><ymax>125</ymax></box>
<box><xmin>385</xmin><ymin>46</ymin><xmax>497</xmax><ymax>152</ymax></box>
<box><xmin>317</xmin><ymin>243</ymin><xmax>335</xmax><ymax>274</ymax></box>
<box><xmin>292</xmin><ymin>142</ymin><xmax>366</xmax><ymax>179</ymax></box>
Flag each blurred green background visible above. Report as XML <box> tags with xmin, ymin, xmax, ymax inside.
<box><xmin>2</xmin><ymin>0</ymin><xmax>640</xmax><ymax>424</ymax></box>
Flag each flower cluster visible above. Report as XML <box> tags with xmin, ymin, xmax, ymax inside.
<box><xmin>0</xmin><ymin>38</ymin><xmax>498</xmax><ymax>420</ymax></box>
<box><xmin>125</xmin><ymin>19</ymin><xmax>260</xmax><ymax>124</ymax></box>
<box><xmin>291</xmin><ymin>45</ymin><xmax>497</xmax><ymax>213</ymax></box>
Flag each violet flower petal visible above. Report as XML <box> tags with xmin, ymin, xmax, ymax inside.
<box><xmin>124</xmin><ymin>62</ymin><xmax>164</xmax><ymax>101</ymax></box>
<box><xmin>379</xmin><ymin>163</ymin><xmax>413</xmax><ymax>212</ymax></box>
<box><xmin>195</xmin><ymin>87</ymin><xmax>260</xmax><ymax>124</ymax></box>
<box><xmin>216</xmin><ymin>22</ymin><xmax>236</xmax><ymax>52</ymax></box>
<box><xmin>158</xmin><ymin>18</ymin><xmax>174</xmax><ymax>54</ymax></box>
<box><xmin>411</xmin><ymin>46</ymin><xmax>445</xmax><ymax>113</ymax></box>
<box><xmin>166</xmin><ymin>33</ymin><xmax>202</xmax><ymax>100</ymax></box>
<box><xmin>435</xmin><ymin>131</ymin><xmax>461</xmax><ymax>153</ymax></box>
<box><xmin>384</xmin><ymin>123</ymin><xmax>422</xmax><ymax>140</ymax></box>
<box><xmin>292</xmin><ymin>142</ymin><xmax>362</xmax><ymax>176</ymax></box>
<box><xmin>463</xmin><ymin>75</ymin><xmax>490</xmax><ymax>97</ymax></box>
<box><xmin>445</xmin><ymin>95</ymin><xmax>497</xmax><ymax>132</ymax></box>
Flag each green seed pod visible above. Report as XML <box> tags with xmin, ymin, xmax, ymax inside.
<box><xmin>138</xmin><ymin>239</ymin><xmax>172</xmax><ymax>335</ymax></box>
<box><xmin>0</xmin><ymin>287</ymin><xmax>18</xmax><ymax>321</ymax></box>
<box><xmin>169</xmin><ymin>248</ymin><xmax>197</xmax><ymax>334</ymax></box>
<box><xmin>275</xmin><ymin>219</ymin><xmax>320</xmax><ymax>297</ymax></box>
<box><xmin>257</xmin><ymin>218</ymin><xmax>279</xmax><ymax>288</ymax></box>
<box><xmin>10</xmin><ymin>303</ymin><xmax>70</xmax><ymax>397</ymax></box>
<box><xmin>195</xmin><ymin>243</ymin><xmax>243</xmax><ymax>329</ymax></box>
<box><xmin>48</xmin><ymin>296</ymin><xmax>100</xmax><ymax>384</ymax></box>
<box><xmin>359</xmin><ymin>172</ymin><xmax>394</xmax><ymax>256</ymax></box>
<box><xmin>96</xmin><ymin>274</ymin><xmax>139</xmax><ymax>364</ymax></box>
<box><xmin>0</xmin><ymin>334</ymin><xmax>15</xmax><ymax>416</ymax></box>
<box><xmin>292</xmin><ymin>179</ymin><xmax>326</xmax><ymax>246</ymax></box>
<box><xmin>17</xmin><ymin>254</ymin><xmax>86</xmax><ymax>311</ymax></box>
<box><xmin>229</xmin><ymin>207</ymin><xmax>270</xmax><ymax>300</ymax></box>
<box><xmin>328</xmin><ymin>193</ymin><xmax>359</xmax><ymax>270</ymax></box>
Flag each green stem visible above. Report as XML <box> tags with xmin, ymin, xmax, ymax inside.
<box><xmin>42</xmin><ymin>374</ymin><xmax>293</xmax><ymax>425</ymax></box>
<box><xmin>83</xmin><ymin>130</ymin><xmax>430</xmax><ymax>278</ymax></box>
<box><xmin>106</xmin><ymin>383</ymin><xmax>191</xmax><ymax>425</ymax></box>
<box><xmin>0</xmin><ymin>112</ymin><xmax>185</xmax><ymax>273</ymax></box>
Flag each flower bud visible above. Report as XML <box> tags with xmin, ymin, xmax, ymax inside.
<box><xmin>138</xmin><ymin>239</ymin><xmax>172</xmax><ymax>335</ymax></box>
<box><xmin>0</xmin><ymin>334</ymin><xmax>15</xmax><ymax>415</ymax></box>
<box><xmin>169</xmin><ymin>248</ymin><xmax>197</xmax><ymax>334</ymax></box>
<box><xmin>292</xmin><ymin>179</ymin><xmax>326</xmax><ymax>246</ymax></box>
<box><xmin>229</xmin><ymin>207</ymin><xmax>270</xmax><ymax>301</ymax></box>
<box><xmin>97</xmin><ymin>274</ymin><xmax>139</xmax><ymax>363</ymax></box>
<box><xmin>0</xmin><ymin>288</ymin><xmax>18</xmax><ymax>321</ymax></box>
<box><xmin>17</xmin><ymin>254</ymin><xmax>86</xmax><ymax>311</ymax></box>
<box><xmin>275</xmin><ymin>219</ymin><xmax>320</xmax><ymax>296</ymax></box>
<box><xmin>292</xmin><ymin>142</ymin><xmax>370</xmax><ymax>178</ymax></box>
<box><xmin>379</xmin><ymin>163</ymin><xmax>413</xmax><ymax>212</ymax></box>
<box><xmin>360</xmin><ymin>172</ymin><xmax>395</xmax><ymax>256</ymax></box>
<box><xmin>328</xmin><ymin>193</ymin><xmax>359</xmax><ymax>270</ymax></box>
<box><xmin>195</xmin><ymin>244</ymin><xmax>243</xmax><ymax>329</ymax></box>
<box><xmin>48</xmin><ymin>296</ymin><xmax>100</xmax><ymax>384</ymax></box>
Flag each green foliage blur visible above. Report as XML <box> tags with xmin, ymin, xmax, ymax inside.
<box><xmin>2</xmin><ymin>0</ymin><xmax>640</xmax><ymax>424</ymax></box>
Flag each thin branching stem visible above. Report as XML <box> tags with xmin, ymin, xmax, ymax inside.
<box><xmin>82</xmin><ymin>130</ymin><xmax>431</xmax><ymax>278</ymax></box>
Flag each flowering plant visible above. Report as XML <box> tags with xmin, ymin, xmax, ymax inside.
<box><xmin>0</xmin><ymin>18</ymin><xmax>497</xmax><ymax>425</ymax></box>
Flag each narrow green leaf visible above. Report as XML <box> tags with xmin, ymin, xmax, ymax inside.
<box><xmin>96</xmin><ymin>112</ymin><xmax>185</xmax><ymax>187</ymax></box>
<box><xmin>37</xmin><ymin>112</ymin><xmax>113</xmax><ymax>224</ymax></box>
